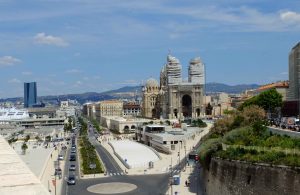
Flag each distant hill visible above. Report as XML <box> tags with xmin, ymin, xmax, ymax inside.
<box><xmin>206</xmin><ymin>83</ymin><xmax>259</xmax><ymax>94</ymax></box>
<box><xmin>104</xmin><ymin>86</ymin><xmax>142</xmax><ymax>94</ymax></box>
<box><xmin>0</xmin><ymin>83</ymin><xmax>259</xmax><ymax>104</ymax></box>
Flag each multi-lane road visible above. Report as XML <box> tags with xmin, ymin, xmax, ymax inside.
<box><xmin>60</xmin><ymin>119</ymin><xmax>186</xmax><ymax>195</ymax></box>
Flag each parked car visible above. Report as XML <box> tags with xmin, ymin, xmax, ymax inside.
<box><xmin>67</xmin><ymin>175</ymin><xmax>76</xmax><ymax>185</ymax></box>
<box><xmin>71</xmin><ymin>148</ymin><xmax>76</xmax><ymax>154</ymax></box>
<box><xmin>58</xmin><ymin>154</ymin><xmax>64</xmax><ymax>160</ymax></box>
<box><xmin>70</xmin><ymin>154</ymin><xmax>76</xmax><ymax>161</ymax></box>
<box><xmin>54</xmin><ymin>168</ymin><xmax>62</xmax><ymax>176</ymax></box>
<box><xmin>69</xmin><ymin>164</ymin><xmax>76</xmax><ymax>171</ymax></box>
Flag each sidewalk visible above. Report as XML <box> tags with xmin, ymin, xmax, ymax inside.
<box><xmin>168</xmin><ymin>163</ymin><xmax>203</xmax><ymax>195</ymax></box>
<box><xmin>40</xmin><ymin>143</ymin><xmax>68</xmax><ymax>195</ymax></box>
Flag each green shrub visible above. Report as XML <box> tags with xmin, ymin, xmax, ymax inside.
<box><xmin>198</xmin><ymin>138</ymin><xmax>222</xmax><ymax>169</ymax></box>
<box><xmin>215</xmin><ymin>148</ymin><xmax>300</xmax><ymax>167</ymax></box>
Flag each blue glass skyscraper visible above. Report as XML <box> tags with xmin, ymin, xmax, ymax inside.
<box><xmin>24</xmin><ymin>82</ymin><xmax>37</xmax><ymax>108</ymax></box>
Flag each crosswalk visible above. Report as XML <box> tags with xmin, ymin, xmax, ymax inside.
<box><xmin>107</xmin><ymin>172</ymin><xmax>125</xmax><ymax>176</ymax></box>
<box><xmin>106</xmin><ymin>169</ymin><xmax>181</xmax><ymax>176</ymax></box>
<box><xmin>170</xmin><ymin>169</ymin><xmax>181</xmax><ymax>174</ymax></box>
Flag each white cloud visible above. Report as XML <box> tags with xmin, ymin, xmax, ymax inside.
<box><xmin>280</xmin><ymin>11</ymin><xmax>300</xmax><ymax>23</ymax></box>
<box><xmin>66</xmin><ymin>69</ymin><xmax>81</xmax><ymax>74</ymax></box>
<box><xmin>0</xmin><ymin>56</ymin><xmax>21</xmax><ymax>67</ymax></box>
<box><xmin>280</xmin><ymin>72</ymin><xmax>288</xmax><ymax>75</ymax></box>
<box><xmin>8</xmin><ymin>78</ymin><xmax>21</xmax><ymax>84</ymax></box>
<box><xmin>73</xmin><ymin>80</ymin><xmax>83</xmax><ymax>88</ymax></box>
<box><xmin>34</xmin><ymin>32</ymin><xmax>69</xmax><ymax>47</ymax></box>
<box><xmin>21</xmin><ymin>71</ymin><xmax>32</xmax><ymax>75</ymax></box>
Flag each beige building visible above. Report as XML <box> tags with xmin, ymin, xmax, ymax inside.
<box><xmin>95</xmin><ymin>100</ymin><xmax>123</xmax><ymax>119</ymax></box>
<box><xmin>142</xmin><ymin>55</ymin><xmax>205</xmax><ymax>119</ymax></box>
<box><xmin>258</xmin><ymin>81</ymin><xmax>289</xmax><ymax>101</ymax></box>
<box><xmin>123</xmin><ymin>102</ymin><xmax>141</xmax><ymax>117</ymax></box>
<box><xmin>103</xmin><ymin>116</ymin><xmax>150</xmax><ymax>133</ymax></box>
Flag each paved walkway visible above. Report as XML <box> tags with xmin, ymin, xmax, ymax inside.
<box><xmin>40</xmin><ymin>143</ymin><xmax>68</xmax><ymax>195</ymax></box>
<box><xmin>13</xmin><ymin>141</ymin><xmax>53</xmax><ymax>178</ymax></box>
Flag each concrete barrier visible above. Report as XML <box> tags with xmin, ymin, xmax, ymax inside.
<box><xmin>268</xmin><ymin>126</ymin><xmax>300</xmax><ymax>138</ymax></box>
<box><xmin>108</xmin><ymin>141</ymin><xmax>131</xmax><ymax>169</ymax></box>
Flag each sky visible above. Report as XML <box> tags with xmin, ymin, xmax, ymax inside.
<box><xmin>0</xmin><ymin>0</ymin><xmax>299</xmax><ymax>98</ymax></box>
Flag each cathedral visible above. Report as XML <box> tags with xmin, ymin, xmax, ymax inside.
<box><xmin>142</xmin><ymin>55</ymin><xmax>205</xmax><ymax>119</ymax></box>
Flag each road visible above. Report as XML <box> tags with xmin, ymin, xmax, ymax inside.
<box><xmin>62</xmin><ymin>119</ymin><xmax>205</xmax><ymax>195</ymax></box>
<box><xmin>61</xmin><ymin>125</ymin><xmax>80</xmax><ymax>195</ymax></box>
<box><xmin>68</xmin><ymin>173</ymin><xmax>169</xmax><ymax>195</ymax></box>
<box><xmin>88</xmin><ymin>127</ymin><xmax>124</xmax><ymax>175</ymax></box>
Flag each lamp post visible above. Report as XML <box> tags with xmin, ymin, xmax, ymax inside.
<box><xmin>170</xmin><ymin>157</ymin><xmax>173</xmax><ymax>195</ymax></box>
<box><xmin>184</xmin><ymin>145</ymin><xmax>187</xmax><ymax>171</ymax></box>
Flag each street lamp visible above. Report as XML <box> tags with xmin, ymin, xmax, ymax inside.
<box><xmin>170</xmin><ymin>157</ymin><xmax>173</xmax><ymax>195</ymax></box>
<box><xmin>184</xmin><ymin>145</ymin><xmax>187</xmax><ymax>171</ymax></box>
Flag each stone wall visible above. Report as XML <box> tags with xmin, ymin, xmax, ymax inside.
<box><xmin>203</xmin><ymin>157</ymin><xmax>300</xmax><ymax>195</ymax></box>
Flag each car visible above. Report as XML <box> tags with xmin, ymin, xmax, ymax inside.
<box><xmin>67</xmin><ymin>175</ymin><xmax>76</xmax><ymax>185</ymax></box>
<box><xmin>69</xmin><ymin>164</ymin><xmax>76</xmax><ymax>171</ymax></box>
<box><xmin>71</xmin><ymin>148</ymin><xmax>76</xmax><ymax>153</ymax></box>
<box><xmin>54</xmin><ymin>168</ymin><xmax>62</xmax><ymax>176</ymax></box>
<box><xmin>70</xmin><ymin>154</ymin><xmax>76</xmax><ymax>161</ymax></box>
<box><xmin>58</xmin><ymin>154</ymin><xmax>64</xmax><ymax>160</ymax></box>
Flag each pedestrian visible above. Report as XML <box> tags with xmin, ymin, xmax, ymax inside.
<box><xmin>185</xmin><ymin>180</ymin><xmax>188</xmax><ymax>187</ymax></box>
<box><xmin>51</xmin><ymin>154</ymin><xmax>52</xmax><ymax>159</ymax></box>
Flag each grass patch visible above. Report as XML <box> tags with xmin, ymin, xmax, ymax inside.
<box><xmin>79</xmin><ymin>136</ymin><xmax>104</xmax><ymax>174</ymax></box>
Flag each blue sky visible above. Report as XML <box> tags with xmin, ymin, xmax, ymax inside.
<box><xmin>0</xmin><ymin>0</ymin><xmax>299</xmax><ymax>98</ymax></box>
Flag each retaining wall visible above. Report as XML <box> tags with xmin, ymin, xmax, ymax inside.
<box><xmin>203</xmin><ymin>158</ymin><xmax>300</xmax><ymax>195</ymax></box>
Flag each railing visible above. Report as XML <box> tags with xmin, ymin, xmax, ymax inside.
<box><xmin>222</xmin><ymin>143</ymin><xmax>300</xmax><ymax>156</ymax></box>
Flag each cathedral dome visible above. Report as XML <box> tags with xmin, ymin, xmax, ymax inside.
<box><xmin>146</xmin><ymin>78</ymin><xmax>159</xmax><ymax>88</ymax></box>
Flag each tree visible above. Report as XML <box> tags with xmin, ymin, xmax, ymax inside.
<box><xmin>21</xmin><ymin>143</ymin><xmax>28</xmax><ymax>154</ymax></box>
<box><xmin>239</xmin><ymin>89</ymin><xmax>282</xmax><ymax>114</ymax></box>
<box><xmin>241</xmin><ymin>105</ymin><xmax>266</xmax><ymax>125</ymax></box>
<box><xmin>25</xmin><ymin>135</ymin><xmax>30</xmax><ymax>142</ymax></box>
<box><xmin>45</xmin><ymin>135</ymin><xmax>51</xmax><ymax>142</ymax></box>
<box><xmin>256</xmin><ymin>88</ymin><xmax>282</xmax><ymax>113</ymax></box>
<box><xmin>223</xmin><ymin>109</ymin><xmax>235</xmax><ymax>115</ymax></box>
<box><xmin>251</xmin><ymin>120</ymin><xmax>267</xmax><ymax>136</ymax></box>
<box><xmin>165</xmin><ymin>120</ymin><xmax>171</xmax><ymax>126</ymax></box>
<box><xmin>211</xmin><ymin>116</ymin><xmax>234</xmax><ymax>135</ymax></box>
<box><xmin>68</xmin><ymin>117</ymin><xmax>72</xmax><ymax>125</ymax></box>
<box><xmin>239</xmin><ymin>96</ymin><xmax>258</xmax><ymax>110</ymax></box>
<box><xmin>206</xmin><ymin>103</ymin><xmax>213</xmax><ymax>115</ymax></box>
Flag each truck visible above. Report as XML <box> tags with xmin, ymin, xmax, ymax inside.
<box><xmin>280</xmin><ymin>117</ymin><xmax>300</xmax><ymax>131</ymax></box>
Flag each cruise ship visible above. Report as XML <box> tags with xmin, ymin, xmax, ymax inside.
<box><xmin>0</xmin><ymin>107</ymin><xmax>29</xmax><ymax>121</ymax></box>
